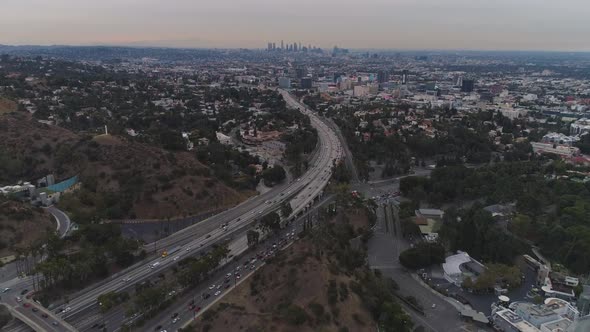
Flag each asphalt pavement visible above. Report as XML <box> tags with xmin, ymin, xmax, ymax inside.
<box><xmin>366</xmin><ymin>200</ymin><xmax>471</xmax><ymax>332</ymax></box>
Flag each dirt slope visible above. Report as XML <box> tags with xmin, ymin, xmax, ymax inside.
<box><xmin>0</xmin><ymin>113</ymin><xmax>252</xmax><ymax>219</ymax></box>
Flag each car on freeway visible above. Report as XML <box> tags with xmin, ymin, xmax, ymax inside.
<box><xmin>214</xmin><ymin>290</ymin><xmax>221</xmax><ymax>296</ymax></box>
<box><xmin>173</xmin><ymin>256</ymin><xmax>180</xmax><ymax>261</ymax></box>
<box><xmin>235</xmin><ymin>273</ymin><xmax>241</xmax><ymax>280</ymax></box>
<box><xmin>23</xmin><ymin>303</ymin><xmax>31</xmax><ymax>308</ymax></box>
<box><xmin>235</xmin><ymin>266</ymin><xmax>241</xmax><ymax>272</ymax></box>
<box><xmin>172</xmin><ymin>312</ymin><xmax>179</xmax><ymax>318</ymax></box>
<box><xmin>209</xmin><ymin>284</ymin><xmax>215</xmax><ymax>290</ymax></box>
<box><xmin>206</xmin><ymin>234</ymin><xmax>211</xmax><ymax>239</ymax></box>
<box><xmin>20</xmin><ymin>289</ymin><xmax>28</xmax><ymax>295</ymax></box>
<box><xmin>64</xmin><ymin>306</ymin><xmax>71</xmax><ymax>312</ymax></box>
<box><xmin>41</xmin><ymin>313</ymin><xmax>48</xmax><ymax>318</ymax></box>
<box><xmin>251</xmin><ymin>264</ymin><xmax>256</xmax><ymax>270</ymax></box>
<box><xmin>216</xmin><ymin>284</ymin><xmax>222</xmax><ymax>289</ymax></box>
<box><xmin>225</xmin><ymin>284</ymin><xmax>231</xmax><ymax>289</ymax></box>
<box><xmin>202</xmin><ymin>293</ymin><xmax>211</xmax><ymax>299</ymax></box>
<box><xmin>16</xmin><ymin>297</ymin><xmax>22</xmax><ymax>302</ymax></box>
<box><xmin>195</xmin><ymin>306</ymin><xmax>201</xmax><ymax>312</ymax></box>
<box><xmin>52</xmin><ymin>322</ymin><xmax>58</xmax><ymax>326</ymax></box>
<box><xmin>2</xmin><ymin>288</ymin><xmax>9</xmax><ymax>293</ymax></box>
<box><xmin>32</xmin><ymin>307</ymin><xmax>38</xmax><ymax>312</ymax></box>
<box><xmin>155</xmin><ymin>325</ymin><xmax>162</xmax><ymax>331</ymax></box>
<box><xmin>172</xmin><ymin>317</ymin><xmax>180</xmax><ymax>324</ymax></box>
<box><xmin>226</xmin><ymin>273</ymin><xmax>232</xmax><ymax>278</ymax></box>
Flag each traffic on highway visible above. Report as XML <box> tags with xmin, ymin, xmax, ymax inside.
<box><xmin>0</xmin><ymin>90</ymin><xmax>343</xmax><ymax>332</ymax></box>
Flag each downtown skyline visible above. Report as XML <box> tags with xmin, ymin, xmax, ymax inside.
<box><xmin>1</xmin><ymin>0</ymin><xmax>590</xmax><ymax>52</ymax></box>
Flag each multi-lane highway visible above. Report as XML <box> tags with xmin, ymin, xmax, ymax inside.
<box><xmin>1</xmin><ymin>89</ymin><xmax>342</xmax><ymax>331</ymax></box>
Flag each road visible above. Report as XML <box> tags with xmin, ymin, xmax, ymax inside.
<box><xmin>0</xmin><ymin>89</ymin><xmax>342</xmax><ymax>331</ymax></box>
<box><xmin>44</xmin><ymin>206</ymin><xmax>71</xmax><ymax>238</ymax></box>
<box><xmin>367</xmin><ymin>200</ymin><xmax>469</xmax><ymax>332</ymax></box>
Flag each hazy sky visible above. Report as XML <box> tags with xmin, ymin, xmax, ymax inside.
<box><xmin>2</xmin><ymin>0</ymin><xmax>590</xmax><ymax>51</ymax></box>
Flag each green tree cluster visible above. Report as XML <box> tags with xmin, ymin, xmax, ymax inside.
<box><xmin>399</xmin><ymin>243</ymin><xmax>445</xmax><ymax>269</ymax></box>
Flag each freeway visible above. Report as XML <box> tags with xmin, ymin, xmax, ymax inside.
<box><xmin>0</xmin><ymin>89</ymin><xmax>342</xmax><ymax>331</ymax></box>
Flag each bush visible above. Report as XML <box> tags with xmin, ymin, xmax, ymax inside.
<box><xmin>308</xmin><ymin>302</ymin><xmax>324</xmax><ymax>317</ymax></box>
<box><xmin>283</xmin><ymin>304</ymin><xmax>308</xmax><ymax>325</ymax></box>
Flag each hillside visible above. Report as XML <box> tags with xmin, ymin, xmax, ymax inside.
<box><xmin>0</xmin><ymin>197</ymin><xmax>54</xmax><ymax>257</ymax></box>
<box><xmin>0</xmin><ymin>96</ymin><xmax>17</xmax><ymax>115</ymax></box>
<box><xmin>0</xmin><ymin>113</ymin><xmax>253</xmax><ymax>220</ymax></box>
<box><xmin>185</xmin><ymin>208</ymin><xmax>412</xmax><ymax>332</ymax></box>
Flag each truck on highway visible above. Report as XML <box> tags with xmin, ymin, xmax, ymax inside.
<box><xmin>161</xmin><ymin>246</ymin><xmax>181</xmax><ymax>258</ymax></box>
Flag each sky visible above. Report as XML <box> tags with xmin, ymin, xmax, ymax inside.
<box><xmin>2</xmin><ymin>0</ymin><xmax>590</xmax><ymax>51</ymax></box>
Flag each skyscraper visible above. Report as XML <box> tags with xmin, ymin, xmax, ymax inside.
<box><xmin>377</xmin><ymin>70</ymin><xmax>389</xmax><ymax>84</ymax></box>
<box><xmin>281</xmin><ymin>40</ymin><xmax>284</xmax><ymax>50</ymax></box>
<box><xmin>402</xmin><ymin>70</ymin><xmax>409</xmax><ymax>85</ymax></box>
<box><xmin>294</xmin><ymin>43</ymin><xmax>298</xmax><ymax>52</ymax></box>
<box><xmin>461</xmin><ymin>79</ymin><xmax>475</xmax><ymax>93</ymax></box>
<box><xmin>267</xmin><ymin>43</ymin><xmax>272</xmax><ymax>51</ymax></box>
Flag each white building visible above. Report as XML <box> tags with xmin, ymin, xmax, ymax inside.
<box><xmin>442</xmin><ymin>251</ymin><xmax>486</xmax><ymax>286</ymax></box>
<box><xmin>216</xmin><ymin>132</ymin><xmax>232</xmax><ymax>145</ymax></box>
<box><xmin>531</xmin><ymin>142</ymin><xmax>580</xmax><ymax>157</ymax></box>
<box><xmin>570</xmin><ymin>118</ymin><xmax>590</xmax><ymax>136</ymax></box>
<box><xmin>353</xmin><ymin>85</ymin><xmax>370</xmax><ymax>97</ymax></box>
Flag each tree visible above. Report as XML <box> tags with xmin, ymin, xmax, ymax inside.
<box><xmin>260</xmin><ymin>212</ymin><xmax>281</xmax><ymax>233</ymax></box>
<box><xmin>399</xmin><ymin>243</ymin><xmax>445</xmax><ymax>269</ymax></box>
<box><xmin>247</xmin><ymin>230</ymin><xmax>260</xmax><ymax>247</ymax></box>
<box><xmin>280</xmin><ymin>202</ymin><xmax>293</xmax><ymax>218</ymax></box>
<box><xmin>262</xmin><ymin>165</ymin><xmax>286</xmax><ymax>186</ymax></box>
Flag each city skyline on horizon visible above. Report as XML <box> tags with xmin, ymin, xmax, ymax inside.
<box><xmin>2</xmin><ymin>0</ymin><xmax>590</xmax><ymax>52</ymax></box>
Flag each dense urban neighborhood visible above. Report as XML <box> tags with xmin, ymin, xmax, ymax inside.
<box><xmin>0</xmin><ymin>44</ymin><xmax>590</xmax><ymax>332</ymax></box>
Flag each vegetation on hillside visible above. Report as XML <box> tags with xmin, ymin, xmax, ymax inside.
<box><xmin>400</xmin><ymin>161</ymin><xmax>590</xmax><ymax>273</ymax></box>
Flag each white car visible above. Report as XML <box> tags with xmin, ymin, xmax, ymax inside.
<box><xmin>216</xmin><ymin>284</ymin><xmax>222</xmax><ymax>289</ymax></box>
<box><xmin>64</xmin><ymin>306</ymin><xmax>71</xmax><ymax>312</ymax></box>
<box><xmin>173</xmin><ymin>256</ymin><xmax>180</xmax><ymax>261</ymax></box>
<box><xmin>172</xmin><ymin>317</ymin><xmax>180</xmax><ymax>324</ymax></box>
<box><xmin>2</xmin><ymin>288</ymin><xmax>9</xmax><ymax>293</ymax></box>
<box><xmin>214</xmin><ymin>290</ymin><xmax>221</xmax><ymax>296</ymax></box>
<box><xmin>209</xmin><ymin>284</ymin><xmax>215</xmax><ymax>290</ymax></box>
<box><xmin>226</xmin><ymin>273</ymin><xmax>232</xmax><ymax>278</ymax></box>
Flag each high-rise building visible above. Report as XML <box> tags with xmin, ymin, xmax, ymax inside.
<box><xmin>295</xmin><ymin>66</ymin><xmax>306</xmax><ymax>79</ymax></box>
<box><xmin>294</xmin><ymin>43</ymin><xmax>298</xmax><ymax>52</ymax></box>
<box><xmin>267</xmin><ymin>43</ymin><xmax>272</xmax><ymax>51</ymax></box>
<box><xmin>272</xmin><ymin>42</ymin><xmax>276</xmax><ymax>50</ymax></box>
<box><xmin>300</xmin><ymin>78</ymin><xmax>312</xmax><ymax>89</ymax></box>
<box><xmin>377</xmin><ymin>70</ymin><xmax>389</xmax><ymax>84</ymax></box>
<box><xmin>333</xmin><ymin>72</ymin><xmax>344</xmax><ymax>83</ymax></box>
<box><xmin>461</xmin><ymin>79</ymin><xmax>475</xmax><ymax>93</ymax></box>
<box><xmin>278</xmin><ymin>77</ymin><xmax>291</xmax><ymax>89</ymax></box>
<box><xmin>281</xmin><ymin>40</ymin><xmax>284</xmax><ymax>50</ymax></box>
<box><xmin>402</xmin><ymin>70</ymin><xmax>409</xmax><ymax>85</ymax></box>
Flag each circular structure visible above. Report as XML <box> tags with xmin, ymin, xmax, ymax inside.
<box><xmin>498</xmin><ymin>295</ymin><xmax>510</xmax><ymax>303</ymax></box>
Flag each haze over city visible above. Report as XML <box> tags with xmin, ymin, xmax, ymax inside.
<box><xmin>2</xmin><ymin>0</ymin><xmax>590</xmax><ymax>51</ymax></box>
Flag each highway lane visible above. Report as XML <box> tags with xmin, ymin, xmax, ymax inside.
<box><xmin>1</xmin><ymin>88</ymin><xmax>342</xmax><ymax>331</ymax></box>
<box><xmin>143</xmin><ymin>195</ymin><xmax>335</xmax><ymax>332</ymax></box>
<box><xmin>59</xmin><ymin>89</ymin><xmax>341</xmax><ymax>323</ymax></box>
